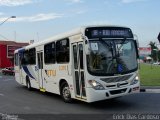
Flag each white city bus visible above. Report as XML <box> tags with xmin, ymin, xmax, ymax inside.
<box><xmin>14</xmin><ymin>25</ymin><xmax>140</xmax><ymax>103</ymax></box>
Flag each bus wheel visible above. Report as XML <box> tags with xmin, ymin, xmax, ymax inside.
<box><xmin>60</xmin><ymin>82</ymin><xmax>72</xmax><ymax>103</ymax></box>
<box><xmin>26</xmin><ymin>77</ymin><xmax>32</xmax><ymax>90</ymax></box>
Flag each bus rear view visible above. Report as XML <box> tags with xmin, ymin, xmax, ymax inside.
<box><xmin>83</xmin><ymin>26</ymin><xmax>140</xmax><ymax>102</ymax></box>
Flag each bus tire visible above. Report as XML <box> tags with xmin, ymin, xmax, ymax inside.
<box><xmin>60</xmin><ymin>82</ymin><xmax>72</xmax><ymax>103</ymax></box>
<box><xmin>26</xmin><ymin>77</ymin><xmax>32</xmax><ymax>90</ymax></box>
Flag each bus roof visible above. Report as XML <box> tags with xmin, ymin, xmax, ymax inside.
<box><xmin>15</xmin><ymin>25</ymin><xmax>130</xmax><ymax>53</ymax></box>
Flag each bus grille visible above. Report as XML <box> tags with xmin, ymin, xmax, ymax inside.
<box><xmin>100</xmin><ymin>74</ymin><xmax>133</xmax><ymax>83</ymax></box>
<box><xmin>110</xmin><ymin>88</ymin><xmax>127</xmax><ymax>95</ymax></box>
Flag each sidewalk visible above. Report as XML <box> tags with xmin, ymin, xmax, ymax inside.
<box><xmin>140</xmin><ymin>86</ymin><xmax>160</xmax><ymax>93</ymax></box>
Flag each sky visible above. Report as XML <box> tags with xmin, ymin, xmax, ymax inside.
<box><xmin>0</xmin><ymin>0</ymin><xmax>159</xmax><ymax>47</ymax></box>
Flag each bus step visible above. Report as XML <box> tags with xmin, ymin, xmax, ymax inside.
<box><xmin>40</xmin><ymin>88</ymin><xmax>46</xmax><ymax>92</ymax></box>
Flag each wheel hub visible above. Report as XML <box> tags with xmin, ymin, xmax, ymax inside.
<box><xmin>63</xmin><ymin>87</ymin><xmax>70</xmax><ymax>100</ymax></box>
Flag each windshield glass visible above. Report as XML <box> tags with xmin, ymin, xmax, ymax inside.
<box><xmin>87</xmin><ymin>39</ymin><xmax>138</xmax><ymax>76</ymax></box>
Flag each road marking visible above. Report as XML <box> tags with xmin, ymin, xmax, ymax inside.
<box><xmin>145</xmin><ymin>89</ymin><xmax>160</xmax><ymax>93</ymax></box>
<box><xmin>24</xmin><ymin>106</ymin><xmax>31</xmax><ymax>110</ymax></box>
<box><xmin>0</xmin><ymin>93</ymin><xmax>4</xmax><ymax>96</ymax></box>
<box><xmin>0</xmin><ymin>113</ymin><xmax>21</xmax><ymax>120</ymax></box>
<box><xmin>3</xmin><ymin>79</ymin><xmax>12</xmax><ymax>82</ymax></box>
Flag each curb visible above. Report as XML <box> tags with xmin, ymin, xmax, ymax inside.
<box><xmin>140</xmin><ymin>87</ymin><xmax>160</xmax><ymax>93</ymax></box>
<box><xmin>140</xmin><ymin>88</ymin><xmax>146</xmax><ymax>92</ymax></box>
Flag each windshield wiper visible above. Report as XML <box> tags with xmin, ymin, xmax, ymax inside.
<box><xmin>116</xmin><ymin>38</ymin><xmax>130</xmax><ymax>57</ymax></box>
<box><xmin>118</xmin><ymin>38</ymin><xmax>127</xmax><ymax>50</ymax></box>
<box><xmin>99</xmin><ymin>39</ymin><xmax>115</xmax><ymax>58</ymax></box>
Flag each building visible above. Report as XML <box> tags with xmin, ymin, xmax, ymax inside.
<box><xmin>0</xmin><ymin>40</ymin><xmax>28</xmax><ymax>68</ymax></box>
<box><xmin>139</xmin><ymin>47</ymin><xmax>151</xmax><ymax>56</ymax></box>
<box><xmin>139</xmin><ymin>47</ymin><xmax>152</xmax><ymax>63</ymax></box>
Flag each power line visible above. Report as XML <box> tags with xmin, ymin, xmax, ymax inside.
<box><xmin>0</xmin><ymin>34</ymin><xmax>10</xmax><ymax>40</ymax></box>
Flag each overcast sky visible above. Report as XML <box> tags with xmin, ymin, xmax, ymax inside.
<box><xmin>0</xmin><ymin>0</ymin><xmax>159</xmax><ymax>47</ymax></box>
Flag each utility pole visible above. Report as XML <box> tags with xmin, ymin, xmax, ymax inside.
<box><xmin>0</xmin><ymin>16</ymin><xmax>16</xmax><ymax>26</ymax></box>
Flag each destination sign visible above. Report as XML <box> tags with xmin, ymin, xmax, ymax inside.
<box><xmin>85</xmin><ymin>27</ymin><xmax>133</xmax><ymax>39</ymax></box>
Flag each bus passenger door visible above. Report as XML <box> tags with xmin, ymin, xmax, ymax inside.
<box><xmin>37</xmin><ymin>52</ymin><xmax>45</xmax><ymax>91</ymax></box>
<box><xmin>72</xmin><ymin>42</ymin><xmax>86</xmax><ymax>99</ymax></box>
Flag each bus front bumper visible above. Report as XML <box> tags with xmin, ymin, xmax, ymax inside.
<box><xmin>86</xmin><ymin>82</ymin><xmax>140</xmax><ymax>103</ymax></box>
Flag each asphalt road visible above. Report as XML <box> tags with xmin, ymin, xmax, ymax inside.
<box><xmin>0</xmin><ymin>75</ymin><xmax>160</xmax><ymax>119</ymax></box>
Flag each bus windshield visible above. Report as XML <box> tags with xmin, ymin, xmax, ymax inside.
<box><xmin>87</xmin><ymin>39</ymin><xmax>138</xmax><ymax>76</ymax></box>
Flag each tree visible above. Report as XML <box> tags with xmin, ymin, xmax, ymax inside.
<box><xmin>158</xmin><ymin>50</ymin><xmax>160</xmax><ymax>61</ymax></box>
<box><xmin>149</xmin><ymin>41</ymin><xmax>158</xmax><ymax>62</ymax></box>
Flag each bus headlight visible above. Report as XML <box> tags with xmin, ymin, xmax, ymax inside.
<box><xmin>135</xmin><ymin>76</ymin><xmax>139</xmax><ymax>80</ymax></box>
<box><xmin>88</xmin><ymin>80</ymin><xmax>105</xmax><ymax>90</ymax></box>
<box><xmin>130</xmin><ymin>76</ymin><xmax>139</xmax><ymax>85</ymax></box>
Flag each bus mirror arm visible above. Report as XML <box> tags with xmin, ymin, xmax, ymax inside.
<box><xmin>134</xmin><ymin>40</ymin><xmax>139</xmax><ymax>59</ymax></box>
<box><xmin>83</xmin><ymin>36</ymin><xmax>90</xmax><ymax>55</ymax></box>
<box><xmin>85</xmin><ymin>43</ymin><xmax>90</xmax><ymax>55</ymax></box>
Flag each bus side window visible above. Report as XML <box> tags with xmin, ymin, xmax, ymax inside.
<box><xmin>44</xmin><ymin>42</ymin><xmax>56</xmax><ymax>64</ymax></box>
<box><xmin>21</xmin><ymin>50</ymin><xmax>29</xmax><ymax>65</ymax></box>
<box><xmin>56</xmin><ymin>39</ymin><xmax>69</xmax><ymax>63</ymax></box>
<box><xmin>29</xmin><ymin>48</ymin><xmax>36</xmax><ymax>65</ymax></box>
<box><xmin>21</xmin><ymin>58</ymin><xmax>26</xmax><ymax>65</ymax></box>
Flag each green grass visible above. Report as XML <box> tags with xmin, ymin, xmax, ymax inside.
<box><xmin>139</xmin><ymin>63</ymin><xmax>160</xmax><ymax>86</ymax></box>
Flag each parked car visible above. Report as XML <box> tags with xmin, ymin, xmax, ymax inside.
<box><xmin>2</xmin><ymin>67</ymin><xmax>15</xmax><ymax>75</ymax></box>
